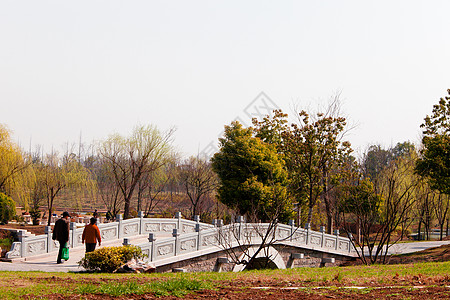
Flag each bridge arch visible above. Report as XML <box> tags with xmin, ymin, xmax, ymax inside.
<box><xmin>232</xmin><ymin>246</ymin><xmax>286</xmax><ymax>272</ymax></box>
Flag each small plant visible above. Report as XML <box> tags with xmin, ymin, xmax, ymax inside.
<box><xmin>334</xmin><ymin>272</ymin><xmax>344</xmax><ymax>282</ymax></box>
<box><xmin>11</xmin><ymin>214</ymin><xmax>25</xmax><ymax>224</ymax></box>
<box><xmin>78</xmin><ymin>245</ymin><xmax>145</xmax><ymax>272</ymax></box>
<box><xmin>0</xmin><ymin>232</ymin><xmax>14</xmax><ymax>253</ymax></box>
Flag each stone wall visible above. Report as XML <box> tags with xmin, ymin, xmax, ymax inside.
<box><xmin>156</xmin><ymin>249</ymin><xmax>234</xmax><ymax>273</ymax></box>
<box><xmin>155</xmin><ymin>244</ymin><xmax>355</xmax><ymax>273</ymax></box>
<box><xmin>273</xmin><ymin>245</ymin><xmax>355</xmax><ymax>268</ymax></box>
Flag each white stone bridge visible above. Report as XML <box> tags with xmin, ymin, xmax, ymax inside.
<box><xmin>6</xmin><ymin>213</ymin><xmax>356</xmax><ymax>272</ymax></box>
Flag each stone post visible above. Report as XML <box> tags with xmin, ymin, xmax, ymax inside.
<box><xmin>194</xmin><ymin>215</ymin><xmax>200</xmax><ymax>223</ymax></box>
<box><xmin>172</xmin><ymin>228</ymin><xmax>180</xmax><ymax>256</ymax></box>
<box><xmin>305</xmin><ymin>223</ymin><xmax>311</xmax><ymax>245</ymax></box>
<box><xmin>138</xmin><ymin>211</ymin><xmax>144</xmax><ymax>235</ymax></box>
<box><xmin>18</xmin><ymin>230</ymin><xmax>25</xmax><ymax>258</ymax></box>
<box><xmin>348</xmin><ymin>233</ymin><xmax>353</xmax><ymax>252</ymax></box>
<box><xmin>334</xmin><ymin>229</ymin><xmax>340</xmax><ymax>250</ymax></box>
<box><xmin>195</xmin><ymin>223</ymin><xmax>201</xmax><ymax>250</ymax></box>
<box><xmin>175</xmin><ymin>212</ymin><xmax>182</xmax><ymax>230</ymax></box>
<box><xmin>289</xmin><ymin>220</ymin><xmax>295</xmax><ymax>242</ymax></box>
<box><xmin>117</xmin><ymin>214</ymin><xmax>123</xmax><ymax>239</ymax></box>
<box><xmin>70</xmin><ymin>222</ymin><xmax>76</xmax><ymax>248</ymax></box>
<box><xmin>45</xmin><ymin>226</ymin><xmax>52</xmax><ymax>253</ymax></box>
<box><xmin>216</xmin><ymin>219</ymin><xmax>224</xmax><ymax>244</ymax></box>
<box><xmin>237</xmin><ymin>216</ymin><xmax>245</xmax><ymax>241</ymax></box>
<box><xmin>122</xmin><ymin>238</ymin><xmax>130</xmax><ymax>246</ymax></box>
<box><xmin>320</xmin><ymin>226</ymin><xmax>325</xmax><ymax>247</ymax></box>
<box><xmin>148</xmin><ymin>233</ymin><xmax>156</xmax><ymax>261</ymax></box>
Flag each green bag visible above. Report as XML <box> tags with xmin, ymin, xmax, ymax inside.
<box><xmin>62</xmin><ymin>243</ymin><xmax>69</xmax><ymax>261</ymax></box>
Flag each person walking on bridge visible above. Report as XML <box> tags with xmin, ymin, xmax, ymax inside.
<box><xmin>52</xmin><ymin>211</ymin><xmax>70</xmax><ymax>264</ymax></box>
<box><xmin>82</xmin><ymin>217</ymin><xmax>102</xmax><ymax>253</ymax></box>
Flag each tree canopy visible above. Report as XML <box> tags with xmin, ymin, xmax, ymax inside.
<box><xmin>283</xmin><ymin>109</ymin><xmax>352</xmax><ymax>225</ymax></box>
<box><xmin>211</xmin><ymin>121</ymin><xmax>293</xmax><ymax>223</ymax></box>
<box><xmin>416</xmin><ymin>89</ymin><xmax>450</xmax><ymax>195</ymax></box>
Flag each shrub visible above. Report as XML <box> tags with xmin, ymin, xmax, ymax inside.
<box><xmin>0</xmin><ymin>193</ymin><xmax>16</xmax><ymax>225</ymax></box>
<box><xmin>0</xmin><ymin>230</ymin><xmax>14</xmax><ymax>252</ymax></box>
<box><xmin>78</xmin><ymin>245</ymin><xmax>145</xmax><ymax>272</ymax></box>
<box><xmin>11</xmin><ymin>214</ymin><xmax>25</xmax><ymax>224</ymax></box>
<box><xmin>29</xmin><ymin>208</ymin><xmax>41</xmax><ymax>225</ymax></box>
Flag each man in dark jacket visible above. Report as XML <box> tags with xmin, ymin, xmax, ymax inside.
<box><xmin>52</xmin><ymin>211</ymin><xmax>70</xmax><ymax>264</ymax></box>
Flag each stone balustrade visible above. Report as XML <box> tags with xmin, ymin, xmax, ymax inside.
<box><xmin>138</xmin><ymin>220</ymin><xmax>355</xmax><ymax>265</ymax></box>
<box><xmin>5</xmin><ymin>212</ymin><xmax>214</xmax><ymax>259</ymax></box>
<box><xmin>5</xmin><ymin>213</ymin><xmax>355</xmax><ymax>261</ymax></box>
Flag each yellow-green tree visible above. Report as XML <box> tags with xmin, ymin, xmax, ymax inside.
<box><xmin>35</xmin><ymin>152</ymin><xmax>94</xmax><ymax>226</ymax></box>
<box><xmin>0</xmin><ymin>124</ymin><xmax>30</xmax><ymax>196</ymax></box>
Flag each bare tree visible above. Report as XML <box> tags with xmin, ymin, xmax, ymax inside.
<box><xmin>432</xmin><ymin>192</ymin><xmax>450</xmax><ymax>241</ymax></box>
<box><xmin>179</xmin><ymin>156</ymin><xmax>218</xmax><ymax>218</ymax></box>
<box><xmin>98</xmin><ymin>125</ymin><xmax>174</xmax><ymax>218</ymax></box>
<box><xmin>340</xmin><ymin>154</ymin><xmax>417</xmax><ymax>264</ymax></box>
<box><xmin>95</xmin><ymin>157</ymin><xmax>124</xmax><ymax>219</ymax></box>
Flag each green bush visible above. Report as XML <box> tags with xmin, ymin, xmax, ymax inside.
<box><xmin>29</xmin><ymin>209</ymin><xmax>41</xmax><ymax>225</ymax></box>
<box><xmin>78</xmin><ymin>245</ymin><xmax>145</xmax><ymax>272</ymax></box>
<box><xmin>0</xmin><ymin>193</ymin><xmax>16</xmax><ymax>225</ymax></box>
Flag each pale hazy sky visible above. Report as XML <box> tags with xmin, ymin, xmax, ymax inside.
<box><xmin>1</xmin><ymin>1</ymin><xmax>449</xmax><ymax>158</ymax></box>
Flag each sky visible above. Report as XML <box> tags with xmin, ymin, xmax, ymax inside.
<box><xmin>1</xmin><ymin>1</ymin><xmax>449</xmax><ymax>158</ymax></box>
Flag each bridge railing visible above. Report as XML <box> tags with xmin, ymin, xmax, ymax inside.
<box><xmin>138</xmin><ymin>221</ymin><xmax>355</xmax><ymax>264</ymax></box>
<box><xmin>5</xmin><ymin>212</ymin><xmax>214</xmax><ymax>259</ymax></box>
<box><xmin>5</xmin><ymin>212</ymin><xmax>353</xmax><ymax>260</ymax></box>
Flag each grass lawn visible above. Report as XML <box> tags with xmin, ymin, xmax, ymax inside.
<box><xmin>1</xmin><ymin>261</ymin><xmax>450</xmax><ymax>299</ymax></box>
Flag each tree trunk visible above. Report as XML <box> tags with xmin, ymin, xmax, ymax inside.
<box><xmin>307</xmin><ymin>206</ymin><xmax>313</xmax><ymax>226</ymax></box>
<box><xmin>47</xmin><ymin>192</ymin><xmax>55</xmax><ymax>227</ymax></box>
<box><xmin>446</xmin><ymin>218</ymin><xmax>449</xmax><ymax>238</ymax></box>
<box><xmin>417</xmin><ymin>220</ymin><xmax>422</xmax><ymax>241</ymax></box>
<box><xmin>124</xmin><ymin>196</ymin><xmax>131</xmax><ymax>219</ymax></box>
<box><xmin>137</xmin><ymin>188</ymin><xmax>142</xmax><ymax>212</ymax></box>
<box><xmin>327</xmin><ymin>215</ymin><xmax>333</xmax><ymax>235</ymax></box>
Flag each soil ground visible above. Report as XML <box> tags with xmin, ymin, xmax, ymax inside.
<box><xmin>8</xmin><ymin>243</ymin><xmax>450</xmax><ymax>299</ymax></box>
<box><xmin>20</xmin><ymin>274</ymin><xmax>450</xmax><ymax>299</ymax></box>
<box><xmin>2</xmin><ymin>225</ymin><xmax>450</xmax><ymax>298</ymax></box>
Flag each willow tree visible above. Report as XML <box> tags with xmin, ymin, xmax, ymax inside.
<box><xmin>98</xmin><ymin>125</ymin><xmax>174</xmax><ymax>219</ymax></box>
<box><xmin>34</xmin><ymin>152</ymin><xmax>94</xmax><ymax>226</ymax></box>
<box><xmin>0</xmin><ymin>124</ymin><xmax>30</xmax><ymax>196</ymax></box>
